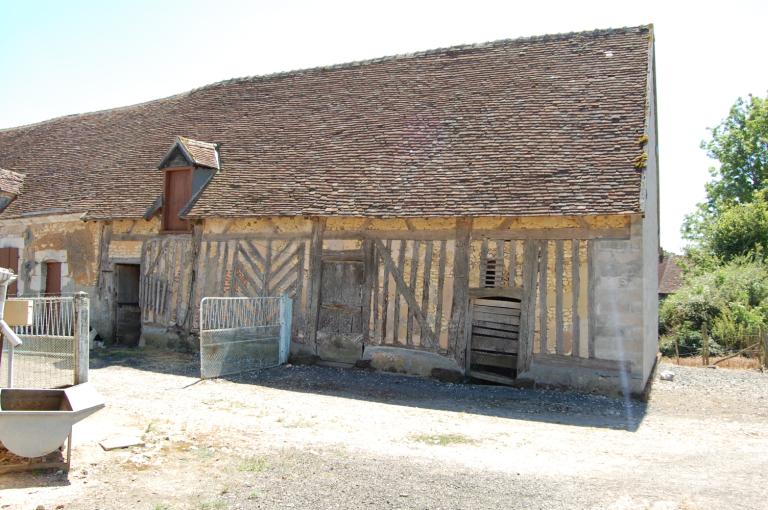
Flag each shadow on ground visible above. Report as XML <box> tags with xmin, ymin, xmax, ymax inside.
<box><xmin>91</xmin><ymin>347</ymin><xmax>646</xmax><ymax>431</ymax></box>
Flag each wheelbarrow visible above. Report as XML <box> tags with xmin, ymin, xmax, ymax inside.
<box><xmin>0</xmin><ymin>383</ymin><xmax>104</xmax><ymax>459</ymax></box>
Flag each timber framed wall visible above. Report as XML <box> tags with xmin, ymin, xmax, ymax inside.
<box><xmin>176</xmin><ymin>214</ymin><xmax>649</xmax><ymax>392</ymax></box>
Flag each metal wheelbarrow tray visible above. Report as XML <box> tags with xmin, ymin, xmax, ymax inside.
<box><xmin>0</xmin><ymin>383</ymin><xmax>104</xmax><ymax>472</ymax></box>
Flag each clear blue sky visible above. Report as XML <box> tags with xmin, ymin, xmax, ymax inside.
<box><xmin>2</xmin><ymin>0</ymin><xmax>767</xmax><ymax>252</ymax></box>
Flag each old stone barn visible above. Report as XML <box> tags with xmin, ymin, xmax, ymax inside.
<box><xmin>0</xmin><ymin>26</ymin><xmax>659</xmax><ymax>394</ymax></box>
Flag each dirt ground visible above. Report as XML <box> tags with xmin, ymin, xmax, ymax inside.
<box><xmin>1</xmin><ymin>350</ymin><xmax>767</xmax><ymax>510</ymax></box>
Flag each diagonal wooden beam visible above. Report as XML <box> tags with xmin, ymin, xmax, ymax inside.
<box><xmin>373</xmin><ymin>239</ymin><xmax>437</xmax><ymax>348</ymax></box>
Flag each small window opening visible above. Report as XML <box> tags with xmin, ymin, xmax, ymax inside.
<box><xmin>484</xmin><ymin>258</ymin><xmax>498</xmax><ymax>288</ymax></box>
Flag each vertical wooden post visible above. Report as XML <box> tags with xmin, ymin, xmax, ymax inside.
<box><xmin>675</xmin><ymin>336</ymin><xmax>680</xmax><ymax>365</ymax></box>
<box><xmin>361</xmin><ymin>240</ymin><xmax>375</xmax><ymax>346</ymax></box>
<box><xmin>701</xmin><ymin>323</ymin><xmax>709</xmax><ymax>366</ymax></box>
<box><xmin>449</xmin><ymin>218</ymin><xmax>471</xmax><ymax>371</ymax></box>
<box><xmin>73</xmin><ymin>291</ymin><xmax>90</xmax><ymax>384</ymax></box>
<box><xmin>761</xmin><ymin>327</ymin><xmax>768</xmax><ymax>370</ymax></box>
<box><xmin>307</xmin><ymin>218</ymin><xmax>326</xmax><ymax>354</ymax></box>
<box><xmin>278</xmin><ymin>295</ymin><xmax>292</xmax><ymax>364</ymax></box>
<box><xmin>517</xmin><ymin>240</ymin><xmax>538</xmax><ymax>373</ymax></box>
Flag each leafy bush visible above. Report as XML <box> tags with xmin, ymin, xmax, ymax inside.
<box><xmin>659</xmin><ymin>258</ymin><xmax>768</xmax><ymax>354</ymax></box>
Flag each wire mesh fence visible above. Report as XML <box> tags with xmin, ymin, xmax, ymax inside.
<box><xmin>667</xmin><ymin>328</ymin><xmax>768</xmax><ymax>369</ymax></box>
<box><xmin>0</xmin><ymin>295</ymin><xmax>87</xmax><ymax>388</ymax></box>
<box><xmin>200</xmin><ymin>296</ymin><xmax>292</xmax><ymax>379</ymax></box>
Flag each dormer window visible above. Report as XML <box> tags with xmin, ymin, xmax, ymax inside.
<box><xmin>152</xmin><ymin>136</ymin><xmax>220</xmax><ymax>233</ymax></box>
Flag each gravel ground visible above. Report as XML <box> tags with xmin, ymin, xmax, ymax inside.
<box><xmin>0</xmin><ymin>350</ymin><xmax>766</xmax><ymax>510</ymax></box>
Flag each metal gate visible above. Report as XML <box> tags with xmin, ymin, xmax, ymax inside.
<box><xmin>199</xmin><ymin>296</ymin><xmax>292</xmax><ymax>379</ymax></box>
<box><xmin>0</xmin><ymin>294</ymin><xmax>89</xmax><ymax>389</ymax></box>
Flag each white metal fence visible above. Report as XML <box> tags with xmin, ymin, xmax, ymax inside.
<box><xmin>0</xmin><ymin>293</ymin><xmax>89</xmax><ymax>389</ymax></box>
<box><xmin>199</xmin><ymin>296</ymin><xmax>292</xmax><ymax>379</ymax></box>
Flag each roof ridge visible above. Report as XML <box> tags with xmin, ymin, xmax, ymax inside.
<box><xmin>0</xmin><ymin>24</ymin><xmax>650</xmax><ymax>134</ymax></box>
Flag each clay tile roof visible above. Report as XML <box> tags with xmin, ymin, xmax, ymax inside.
<box><xmin>0</xmin><ymin>25</ymin><xmax>653</xmax><ymax>220</ymax></box>
<box><xmin>0</xmin><ymin>168</ymin><xmax>24</xmax><ymax>196</ymax></box>
<box><xmin>658</xmin><ymin>255</ymin><xmax>684</xmax><ymax>295</ymax></box>
<box><xmin>177</xmin><ymin>136</ymin><xmax>220</xmax><ymax>170</ymax></box>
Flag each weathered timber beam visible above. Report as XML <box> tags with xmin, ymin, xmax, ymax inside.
<box><xmin>471</xmin><ymin>226</ymin><xmax>630</xmax><ymax>240</ymax></box>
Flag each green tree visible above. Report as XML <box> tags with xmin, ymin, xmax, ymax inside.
<box><xmin>683</xmin><ymin>94</ymin><xmax>768</xmax><ymax>241</ymax></box>
<box><xmin>706</xmin><ymin>190</ymin><xmax>768</xmax><ymax>260</ymax></box>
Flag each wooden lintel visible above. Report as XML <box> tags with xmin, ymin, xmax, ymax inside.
<box><xmin>472</xmin><ymin>226</ymin><xmax>630</xmax><ymax>240</ymax></box>
<box><xmin>323</xmin><ymin>230</ymin><xmax>455</xmax><ymax>240</ymax></box>
<box><xmin>203</xmin><ymin>232</ymin><xmax>311</xmax><ymax>241</ymax></box>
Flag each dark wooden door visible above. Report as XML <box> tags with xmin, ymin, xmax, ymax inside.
<box><xmin>0</xmin><ymin>247</ymin><xmax>19</xmax><ymax>296</ymax></box>
<box><xmin>45</xmin><ymin>261</ymin><xmax>62</xmax><ymax>296</ymax></box>
<box><xmin>115</xmin><ymin>264</ymin><xmax>141</xmax><ymax>346</ymax></box>
<box><xmin>317</xmin><ymin>255</ymin><xmax>365</xmax><ymax>363</ymax></box>
<box><xmin>468</xmin><ymin>296</ymin><xmax>522</xmax><ymax>384</ymax></box>
<box><xmin>163</xmin><ymin>168</ymin><xmax>192</xmax><ymax>232</ymax></box>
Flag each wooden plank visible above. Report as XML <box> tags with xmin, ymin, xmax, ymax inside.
<box><xmin>468</xmin><ymin>370</ymin><xmax>517</xmax><ymax>385</ymax></box>
<box><xmin>361</xmin><ymin>240</ymin><xmax>374</xmax><ymax>345</ymax></box>
<box><xmin>96</xmin><ymin>222</ymin><xmax>113</xmax><ymax>300</ymax></box>
<box><xmin>264</xmin><ymin>240</ymin><xmax>273</xmax><ymax>295</ymax></box>
<box><xmin>448</xmin><ymin>218</ymin><xmax>471</xmax><ymax>369</ymax></box>
<box><xmin>472</xmin><ymin>326</ymin><xmax>519</xmax><ymax>338</ymax></box>
<box><xmin>587</xmin><ymin>240</ymin><xmax>596</xmax><ymax>359</ymax></box>
<box><xmin>307</xmin><ymin>217</ymin><xmax>326</xmax><ymax>352</ymax></box>
<box><xmin>237</xmin><ymin>244</ymin><xmax>265</xmax><ymax>292</ymax></box>
<box><xmin>293</xmin><ymin>242</ymin><xmax>306</xmax><ymax>336</ymax></box>
<box><xmin>381</xmin><ymin>240</ymin><xmax>391</xmax><ymax>341</ymax></box>
<box><xmin>474</xmin><ymin>299</ymin><xmax>521</xmax><ymax>309</ymax></box>
<box><xmin>371</xmin><ymin>242</ymin><xmax>380</xmax><ymax>343</ymax></box>
<box><xmin>373</xmin><ymin>239</ymin><xmax>437</xmax><ymax>347</ymax></box>
<box><xmin>468</xmin><ymin>287</ymin><xmax>523</xmax><ymax>300</ymax></box>
<box><xmin>434</xmin><ymin>240</ymin><xmax>447</xmax><ymax>344</ymax></box>
<box><xmin>473</xmin><ymin>304</ymin><xmax>521</xmax><ymax>316</ymax></box>
<box><xmin>571</xmin><ymin>239</ymin><xmax>581</xmax><ymax>357</ymax></box>
<box><xmin>472</xmin><ymin>319</ymin><xmax>519</xmax><ymax>332</ymax></box>
<box><xmin>471</xmin><ymin>226</ymin><xmax>630</xmax><ymax>240</ymax></box>
<box><xmin>479</xmin><ymin>238</ymin><xmax>489</xmax><ymax>287</ymax></box>
<box><xmin>471</xmin><ymin>335</ymin><xmax>519</xmax><ymax>353</ymax></box>
<box><xmin>508</xmin><ymin>239</ymin><xmax>517</xmax><ymax>287</ymax></box>
<box><xmin>420</xmin><ymin>240</ymin><xmax>433</xmax><ymax>348</ymax></box>
<box><xmin>517</xmin><ymin>240</ymin><xmax>538</xmax><ymax>373</ymax></box>
<box><xmin>473</xmin><ymin>311</ymin><xmax>520</xmax><ymax>325</ymax></box>
<box><xmin>244</xmin><ymin>240</ymin><xmax>267</xmax><ymax>269</ymax></box>
<box><xmin>555</xmin><ymin>240</ymin><xmax>564</xmax><ymax>355</ymax></box>
<box><xmin>470</xmin><ymin>351</ymin><xmax>517</xmax><ymax>369</ymax></box>
<box><xmin>538</xmin><ymin>240</ymin><xmax>549</xmax><ymax>354</ymax></box>
<box><xmin>495</xmin><ymin>239</ymin><xmax>505</xmax><ymax>287</ymax></box>
<box><xmin>406</xmin><ymin>240</ymin><xmax>420</xmax><ymax>346</ymax></box>
<box><xmin>392</xmin><ymin>240</ymin><xmax>406</xmax><ymax>344</ymax></box>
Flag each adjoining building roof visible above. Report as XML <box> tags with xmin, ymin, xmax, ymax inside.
<box><xmin>0</xmin><ymin>25</ymin><xmax>653</xmax><ymax>220</ymax></box>
<box><xmin>0</xmin><ymin>168</ymin><xmax>24</xmax><ymax>196</ymax></box>
<box><xmin>659</xmin><ymin>254</ymin><xmax>684</xmax><ymax>295</ymax></box>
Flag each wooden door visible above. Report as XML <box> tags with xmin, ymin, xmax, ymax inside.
<box><xmin>468</xmin><ymin>296</ymin><xmax>521</xmax><ymax>384</ymax></box>
<box><xmin>44</xmin><ymin>261</ymin><xmax>62</xmax><ymax>296</ymax></box>
<box><xmin>0</xmin><ymin>247</ymin><xmax>19</xmax><ymax>296</ymax></box>
<box><xmin>316</xmin><ymin>253</ymin><xmax>365</xmax><ymax>363</ymax></box>
<box><xmin>163</xmin><ymin>168</ymin><xmax>192</xmax><ymax>232</ymax></box>
<box><xmin>115</xmin><ymin>264</ymin><xmax>141</xmax><ymax>346</ymax></box>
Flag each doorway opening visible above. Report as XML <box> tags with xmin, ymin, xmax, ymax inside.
<box><xmin>115</xmin><ymin>264</ymin><xmax>141</xmax><ymax>346</ymax></box>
